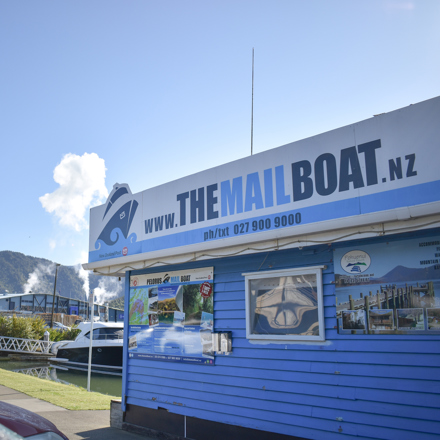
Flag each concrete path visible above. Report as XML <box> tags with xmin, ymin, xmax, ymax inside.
<box><xmin>0</xmin><ymin>385</ymin><xmax>154</xmax><ymax>440</ymax></box>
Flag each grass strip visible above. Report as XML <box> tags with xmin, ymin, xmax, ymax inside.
<box><xmin>0</xmin><ymin>369</ymin><xmax>118</xmax><ymax>410</ymax></box>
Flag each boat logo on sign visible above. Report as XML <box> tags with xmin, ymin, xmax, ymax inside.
<box><xmin>95</xmin><ymin>183</ymin><xmax>139</xmax><ymax>250</ymax></box>
<box><xmin>341</xmin><ymin>250</ymin><xmax>371</xmax><ymax>274</ymax></box>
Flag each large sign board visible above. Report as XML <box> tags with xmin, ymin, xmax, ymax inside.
<box><xmin>128</xmin><ymin>267</ymin><xmax>214</xmax><ymax>365</ymax></box>
<box><xmin>334</xmin><ymin>235</ymin><xmax>440</xmax><ymax>334</ymax></box>
<box><xmin>88</xmin><ymin>97</ymin><xmax>440</xmax><ymax>264</ymax></box>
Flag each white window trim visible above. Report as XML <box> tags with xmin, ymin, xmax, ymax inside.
<box><xmin>243</xmin><ymin>266</ymin><xmax>326</xmax><ymax>342</ymax></box>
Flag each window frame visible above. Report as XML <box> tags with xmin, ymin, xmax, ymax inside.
<box><xmin>243</xmin><ymin>266</ymin><xmax>326</xmax><ymax>342</ymax></box>
<box><xmin>84</xmin><ymin>327</ymin><xmax>124</xmax><ymax>340</ymax></box>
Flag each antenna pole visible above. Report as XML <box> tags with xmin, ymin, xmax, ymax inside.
<box><xmin>251</xmin><ymin>47</ymin><xmax>254</xmax><ymax>156</ymax></box>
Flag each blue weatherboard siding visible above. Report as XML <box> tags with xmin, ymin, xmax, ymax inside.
<box><xmin>122</xmin><ymin>229</ymin><xmax>440</xmax><ymax>440</ymax></box>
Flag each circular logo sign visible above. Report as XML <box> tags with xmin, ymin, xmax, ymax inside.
<box><xmin>122</xmin><ymin>247</ymin><xmax>128</xmax><ymax>256</ymax></box>
<box><xmin>341</xmin><ymin>250</ymin><xmax>371</xmax><ymax>274</ymax></box>
<box><xmin>200</xmin><ymin>282</ymin><xmax>213</xmax><ymax>298</ymax></box>
<box><xmin>131</xmin><ymin>277</ymin><xmax>139</xmax><ymax>287</ymax></box>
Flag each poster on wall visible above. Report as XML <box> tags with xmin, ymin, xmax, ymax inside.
<box><xmin>334</xmin><ymin>236</ymin><xmax>440</xmax><ymax>334</ymax></box>
<box><xmin>128</xmin><ymin>267</ymin><xmax>214</xmax><ymax>364</ymax></box>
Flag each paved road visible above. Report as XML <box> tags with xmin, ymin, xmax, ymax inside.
<box><xmin>0</xmin><ymin>385</ymin><xmax>154</xmax><ymax>440</ymax></box>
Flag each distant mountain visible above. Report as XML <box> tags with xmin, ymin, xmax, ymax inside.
<box><xmin>108</xmin><ymin>295</ymin><xmax>125</xmax><ymax>310</ymax></box>
<box><xmin>336</xmin><ymin>264</ymin><xmax>440</xmax><ymax>287</ymax></box>
<box><xmin>372</xmin><ymin>264</ymin><xmax>440</xmax><ymax>284</ymax></box>
<box><xmin>0</xmin><ymin>250</ymin><xmax>124</xmax><ymax>303</ymax></box>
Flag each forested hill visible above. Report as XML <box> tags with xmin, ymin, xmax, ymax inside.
<box><xmin>0</xmin><ymin>250</ymin><xmax>123</xmax><ymax>303</ymax></box>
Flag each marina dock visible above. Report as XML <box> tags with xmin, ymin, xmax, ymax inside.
<box><xmin>336</xmin><ymin>282</ymin><xmax>435</xmax><ymax>317</ymax></box>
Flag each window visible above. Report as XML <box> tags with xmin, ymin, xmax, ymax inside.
<box><xmin>244</xmin><ymin>266</ymin><xmax>325</xmax><ymax>342</ymax></box>
<box><xmin>84</xmin><ymin>327</ymin><xmax>124</xmax><ymax>340</ymax></box>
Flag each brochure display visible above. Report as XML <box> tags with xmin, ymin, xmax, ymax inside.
<box><xmin>128</xmin><ymin>267</ymin><xmax>214</xmax><ymax>364</ymax></box>
<box><xmin>334</xmin><ymin>235</ymin><xmax>440</xmax><ymax>334</ymax></box>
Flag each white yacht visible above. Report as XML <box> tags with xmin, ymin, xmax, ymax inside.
<box><xmin>51</xmin><ymin>321</ymin><xmax>124</xmax><ymax>374</ymax></box>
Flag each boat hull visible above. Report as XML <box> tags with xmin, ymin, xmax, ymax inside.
<box><xmin>55</xmin><ymin>345</ymin><xmax>123</xmax><ymax>371</ymax></box>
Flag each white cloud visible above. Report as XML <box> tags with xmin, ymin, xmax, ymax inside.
<box><xmin>49</xmin><ymin>239</ymin><xmax>56</xmax><ymax>250</ymax></box>
<box><xmin>40</xmin><ymin>153</ymin><xmax>108</xmax><ymax>232</ymax></box>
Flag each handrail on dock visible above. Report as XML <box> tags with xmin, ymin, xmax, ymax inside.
<box><xmin>0</xmin><ymin>336</ymin><xmax>54</xmax><ymax>354</ymax></box>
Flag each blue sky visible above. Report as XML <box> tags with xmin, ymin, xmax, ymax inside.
<box><xmin>1</xmin><ymin>0</ymin><xmax>439</xmax><ymax>267</ymax></box>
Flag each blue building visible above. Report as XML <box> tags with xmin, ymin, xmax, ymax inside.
<box><xmin>84</xmin><ymin>97</ymin><xmax>440</xmax><ymax>440</ymax></box>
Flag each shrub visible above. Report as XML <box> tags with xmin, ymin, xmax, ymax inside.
<box><xmin>0</xmin><ymin>316</ymin><xmax>12</xmax><ymax>337</ymax></box>
<box><xmin>10</xmin><ymin>315</ymin><xmax>33</xmax><ymax>339</ymax></box>
<box><xmin>0</xmin><ymin>315</ymin><xmax>80</xmax><ymax>341</ymax></box>
<box><xmin>44</xmin><ymin>328</ymin><xmax>65</xmax><ymax>342</ymax></box>
<box><xmin>43</xmin><ymin>327</ymin><xmax>80</xmax><ymax>342</ymax></box>
<box><xmin>30</xmin><ymin>316</ymin><xmax>47</xmax><ymax>339</ymax></box>
<box><xmin>63</xmin><ymin>327</ymin><xmax>81</xmax><ymax>340</ymax></box>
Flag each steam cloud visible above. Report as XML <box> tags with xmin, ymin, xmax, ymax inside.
<box><xmin>75</xmin><ymin>263</ymin><xmax>90</xmax><ymax>300</ymax></box>
<box><xmin>74</xmin><ymin>252</ymin><xmax>123</xmax><ymax>303</ymax></box>
<box><xmin>39</xmin><ymin>153</ymin><xmax>108</xmax><ymax>231</ymax></box>
<box><xmin>23</xmin><ymin>263</ymin><xmax>57</xmax><ymax>294</ymax></box>
<box><xmin>93</xmin><ymin>277</ymin><xmax>123</xmax><ymax>304</ymax></box>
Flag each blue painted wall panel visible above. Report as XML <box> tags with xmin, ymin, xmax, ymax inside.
<box><xmin>123</xmin><ymin>228</ymin><xmax>440</xmax><ymax>440</ymax></box>
<box><xmin>125</xmin><ymin>374</ymin><xmax>440</xmax><ymax>422</ymax></box>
